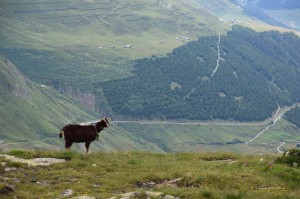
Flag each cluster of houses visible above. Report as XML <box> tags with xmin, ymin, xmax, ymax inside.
<box><xmin>98</xmin><ymin>35</ymin><xmax>192</xmax><ymax>50</ymax></box>
<box><xmin>98</xmin><ymin>44</ymin><xmax>131</xmax><ymax>49</ymax></box>
<box><xmin>176</xmin><ymin>35</ymin><xmax>189</xmax><ymax>42</ymax></box>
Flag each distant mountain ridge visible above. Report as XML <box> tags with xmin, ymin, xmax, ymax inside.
<box><xmin>230</xmin><ymin>0</ymin><xmax>300</xmax><ymax>31</ymax></box>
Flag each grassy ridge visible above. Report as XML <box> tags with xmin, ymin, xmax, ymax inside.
<box><xmin>0</xmin><ymin>55</ymin><xmax>97</xmax><ymax>146</ymax></box>
<box><xmin>0</xmin><ymin>150</ymin><xmax>299</xmax><ymax>198</ymax></box>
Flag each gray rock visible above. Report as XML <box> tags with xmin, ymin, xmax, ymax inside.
<box><xmin>165</xmin><ymin>195</ymin><xmax>175</xmax><ymax>199</ymax></box>
<box><xmin>0</xmin><ymin>154</ymin><xmax>66</xmax><ymax>166</ymax></box>
<box><xmin>70</xmin><ymin>196</ymin><xmax>95</xmax><ymax>199</ymax></box>
<box><xmin>1</xmin><ymin>161</ymin><xmax>7</xmax><ymax>166</ymax></box>
<box><xmin>146</xmin><ymin>191</ymin><xmax>163</xmax><ymax>197</ymax></box>
<box><xmin>120</xmin><ymin>192</ymin><xmax>136</xmax><ymax>198</ymax></box>
<box><xmin>4</xmin><ymin>167</ymin><xmax>17</xmax><ymax>172</ymax></box>
<box><xmin>62</xmin><ymin>189</ymin><xmax>74</xmax><ymax>197</ymax></box>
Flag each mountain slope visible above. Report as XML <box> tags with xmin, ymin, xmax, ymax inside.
<box><xmin>230</xmin><ymin>0</ymin><xmax>300</xmax><ymax>31</ymax></box>
<box><xmin>0</xmin><ymin>0</ymin><xmax>230</xmax><ymax>58</ymax></box>
<box><xmin>0</xmin><ymin>55</ymin><xmax>97</xmax><ymax>145</ymax></box>
<box><xmin>1</xmin><ymin>54</ymin><xmax>298</xmax><ymax>153</ymax></box>
<box><xmin>0</xmin><ymin>0</ymin><xmax>299</xmax><ymax>115</ymax></box>
<box><xmin>101</xmin><ymin>26</ymin><xmax>300</xmax><ymax>121</ymax></box>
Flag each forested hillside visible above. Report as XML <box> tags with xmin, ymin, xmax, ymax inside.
<box><xmin>102</xmin><ymin>26</ymin><xmax>300</xmax><ymax>121</ymax></box>
<box><xmin>285</xmin><ymin>106</ymin><xmax>300</xmax><ymax>128</ymax></box>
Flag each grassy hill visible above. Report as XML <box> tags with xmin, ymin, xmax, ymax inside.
<box><xmin>0</xmin><ymin>150</ymin><xmax>299</xmax><ymax>199</ymax></box>
<box><xmin>0</xmin><ymin>54</ymin><xmax>97</xmax><ymax>148</ymax></box>
<box><xmin>0</xmin><ymin>0</ymin><xmax>230</xmax><ymax>58</ymax></box>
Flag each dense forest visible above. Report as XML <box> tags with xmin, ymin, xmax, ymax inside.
<box><xmin>285</xmin><ymin>106</ymin><xmax>300</xmax><ymax>128</ymax></box>
<box><xmin>101</xmin><ymin>26</ymin><xmax>300</xmax><ymax>121</ymax></box>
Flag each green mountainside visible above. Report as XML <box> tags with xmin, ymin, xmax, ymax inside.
<box><xmin>285</xmin><ymin>106</ymin><xmax>300</xmax><ymax>128</ymax></box>
<box><xmin>0</xmin><ymin>0</ymin><xmax>231</xmax><ymax>58</ymax></box>
<box><xmin>0</xmin><ymin>0</ymin><xmax>298</xmax><ymax>114</ymax></box>
<box><xmin>101</xmin><ymin>27</ymin><xmax>300</xmax><ymax>121</ymax></box>
<box><xmin>0</xmin><ymin>1</ymin><xmax>300</xmax><ymax>153</ymax></box>
<box><xmin>0</xmin><ymin>0</ymin><xmax>239</xmax><ymax>113</ymax></box>
<box><xmin>0</xmin><ymin>54</ymin><xmax>299</xmax><ymax>153</ymax></box>
<box><xmin>0</xmin><ymin>55</ymin><xmax>96</xmax><ymax>145</ymax></box>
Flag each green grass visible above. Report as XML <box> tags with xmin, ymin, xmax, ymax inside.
<box><xmin>2</xmin><ymin>0</ymin><xmax>293</xmax><ymax>59</ymax></box>
<box><xmin>0</xmin><ymin>150</ymin><xmax>299</xmax><ymax>198</ymax></box>
<box><xmin>0</xmin><ymin>85</ymin><xmax>97</xmax><ymax>141</ymax></box>
<box><xmin>0</xmin><ymin>0</ymin><xmax>230</xmax><ymax>58</ymax></box>
<box><xmin>0</xmin><ymin>56</ymin><xmax>97</xmax><ymax>147</ymax></box>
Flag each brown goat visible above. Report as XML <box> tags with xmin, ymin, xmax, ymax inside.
<box><xmin>59</xmin><ymin>118</ymin><xmax>110</xmax><ymax>154</ymax></box>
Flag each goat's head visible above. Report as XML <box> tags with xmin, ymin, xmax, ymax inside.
<box><xmin>95</xmin><ymin>117</ymin><xmax>110</xmax><ymax>132</ymax></box>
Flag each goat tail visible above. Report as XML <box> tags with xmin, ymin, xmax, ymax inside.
<box><xmin>59</xmin><ymin>131</ymin><xmax>64</xmax><ymax>138</ymax></box>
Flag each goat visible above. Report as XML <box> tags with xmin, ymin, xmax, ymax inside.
<box><xmin>59</xmin><ymin>118</ymin><xmax>110</xmax><ymax>154</ymax></box>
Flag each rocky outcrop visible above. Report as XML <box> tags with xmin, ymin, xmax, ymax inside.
<box><xmin>0</xmin><ymin>55</ymin><xmax>32</xmax><ymax>100</ymax></box>
<box><xmin>0</xmin><ymin>154</ymin><xmax>66</xmax><ymax>166</ymax></box>
<box><xmin>56</xmin><ymin>84</ymin><xmax>96</xmax><ymax>111</ymax></box>
<box><xmin>107</xmin><ymin>191</ymin><xmax>180</xmax><ymax>199</ymax></box>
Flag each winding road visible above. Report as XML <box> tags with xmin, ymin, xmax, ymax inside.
<box><xmin>277</xmin><ymin>142</ymin><xmax>286</xmax><ymax>153</ymax></box>
<box><xmin>247</xmin><ymin>105</ymin><xmax>281</xmax><ymax>143</ymax></box>
<box><xmin>211</xmin><ymin>35</ymin><xmax>221</xmax><ymax>77</ymax></box>
<box><xmin>1</xmin><ymin>103</ymin><xmax>298</xmax><ymax>153</ymax></box>
<box><xmin>246</xmin><ymin>103</ymin><xmax>299</xmax><ymax>144</ymax></box>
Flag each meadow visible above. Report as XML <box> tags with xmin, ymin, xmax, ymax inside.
<box><xmin>0</xmin><ymin>150</ymin><xmax>299</xmax><ymax>199</ymax></box>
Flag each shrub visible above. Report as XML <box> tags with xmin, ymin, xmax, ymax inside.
<box><xmin>275</xmin><ymin>148</ymin><xmax>300</xmax><ymax>167</ymax></box>
<box><xmin>8</xmin><ymin>150</ymin><xmax>37</xmax><ymax>159</ymax></box>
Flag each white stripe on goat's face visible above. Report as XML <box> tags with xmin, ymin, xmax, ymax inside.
<box><xmin>100</xmin><ymin>117</ymin><xmax>110</xmax><ymax>127</ymax></box>
<box><xmin>104</xmin><ymin>117</ymin><xmax>110</xmax><ymax>127</ymax></box>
